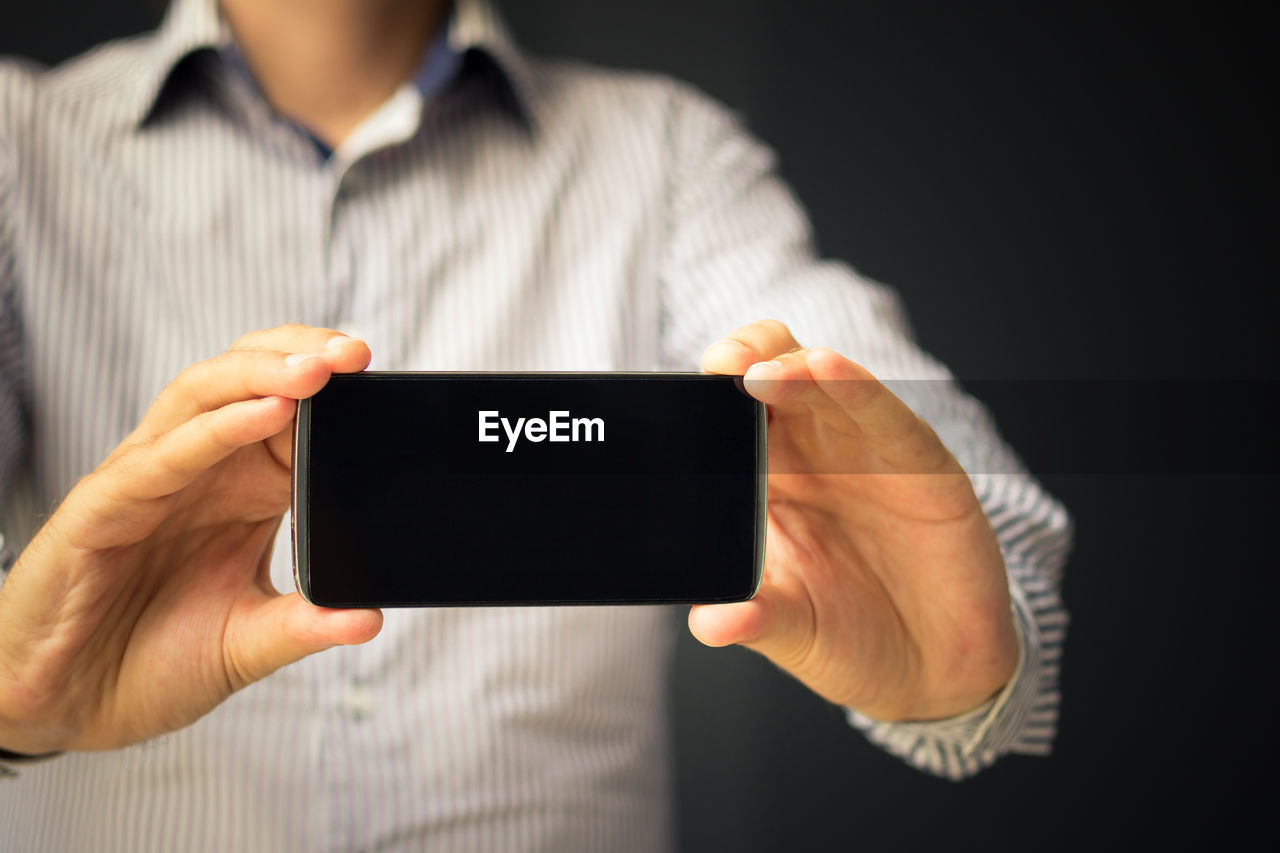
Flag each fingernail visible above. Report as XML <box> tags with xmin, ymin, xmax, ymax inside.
<box><xmin>326</xmin><ymin>335</ymin><xmax>357</xmax><ymax>350</ymax></box>
<box><xmin>285</xmin><ymin>353</ymin><xmax>319</xmax><ymax>368</ymax></box>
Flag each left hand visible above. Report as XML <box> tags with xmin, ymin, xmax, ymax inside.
<box><xmin>693</xmin><ymin>319</ymin><xmax>1018</xmax><ymax>721</ymax></box>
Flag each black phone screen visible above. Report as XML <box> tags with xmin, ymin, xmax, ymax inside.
<box><xmin>292</xmin><ymin>373</ymin><xmax>766</xmax><ymax>606</ymax></box>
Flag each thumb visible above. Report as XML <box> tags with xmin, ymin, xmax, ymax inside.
<box><xmin>224</xmin><ymin>593</ymin><xmax>383</xmax><ymax>688</ymax></box>
<box><xmin>687</xmin><ymin>586</ymin><xmax>815</xmax><ymax>669</ymax></box>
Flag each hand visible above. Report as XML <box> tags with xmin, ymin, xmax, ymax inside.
<box><xmin>0</xmin><ymin>326</ymin><xmax>383</xmax><ymax>755</ymax></box>
<box><xmin>693</xmin><ymin>320</ymin><xmax>1017</xmax><ymax>721</ymax></box>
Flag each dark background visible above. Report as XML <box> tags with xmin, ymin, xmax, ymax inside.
<box><xmin>3</xmin><ymin>1</ymin><xmax>1273</xmax><ymax>849</ymax></box>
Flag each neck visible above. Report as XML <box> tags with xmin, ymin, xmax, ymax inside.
<box><xmin>219</xmin><ymin>0</ymin><xmax>450</xmax><ymax>147</ymax></box>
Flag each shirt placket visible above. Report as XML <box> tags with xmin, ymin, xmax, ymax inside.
<box><xmin>318</xmin><ymin>156</ymin><xmax>386</xmax><ymax>853</ymax></box>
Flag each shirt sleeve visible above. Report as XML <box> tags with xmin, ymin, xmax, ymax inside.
<box><xmin>655</xmin><ymin>82</ymin><xmax>1071</xmax><ymax>780</ymax></box>
<box><xmin>0</xmin><ymin>129</ymin><xmax>26</xmax><ymax>555</ymax></box>
<box><xmin>0</xmin><ymin>118</ymin><xmax>42</xmax><ymax>780</ymax></box>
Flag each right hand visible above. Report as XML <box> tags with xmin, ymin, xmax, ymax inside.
<box><xmin>0</xmin><ymin>325</ymin><xmax>384</xmax><ymax>755</ymax></box>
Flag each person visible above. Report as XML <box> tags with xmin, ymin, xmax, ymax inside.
<box><xmin>0</xmin><ymin>0</ymin><xmax>1070</xmax><ymax>849</ymax></box>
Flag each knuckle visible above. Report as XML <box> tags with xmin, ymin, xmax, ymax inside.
<box><xmin>210</xmin><ymin>349</ymin><xmax>256</xmax><ymax>376</ymax></box>
<box><xmin>232</xmin><ymin>327</ymin><xmax>274</xmax><ymax>349</ymax></box>
<box><xmin>87</xmin><ymin>445</ymin><xmax>148</xmax><ymax>507</ymax></box>
<box><xmin>166</xmin><ymin>360</ymin><xmax>206</xmax><ymax>393</ymax></box>
<box><xmin>229</xmin><ymin>340</ymin><xmax>269</xmax><ymax>356</ymax></box>
<box><xmin>170</xmin><ymin>353</ymin><xmax>234</xmax><ymax>400</ymax></box>
<box><xmin>158</xmin><ymin>361</ymin><xmax>198</xmax><ymax>397</ymax></box>
<box><xmin>740</xmin><ymin>318</ymin><xmax>798</xmax><ymax>353</ymax></box>
<box><xmin>760</xmin><ymin>318</ymin><xmax>792</xmax><ymax>340</ymax></box>
<box><xmin>102</xmin><ymin>439</ymin><xmax>153</xmax><ymax>483</ymax></box>
<box><xmin>233</xmin><ymin>324</ymin><xmax>328</xmax><ymax>355</ymax></box>
<box><xmin>191</xmin><ymin>408</ymin><xmax>238</xmax><ymax>451</ymax></box>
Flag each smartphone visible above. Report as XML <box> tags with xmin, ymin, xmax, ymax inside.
<box><xmin>291</xmin><ymin>373</ymin><xmax>767</xmax><ymax>607</ymax></box>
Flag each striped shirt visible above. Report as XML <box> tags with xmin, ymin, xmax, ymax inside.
<box><xmin>0</xmin><ymin>0</ymin><xmax>1071</xmax><ymax>850</ymax></box>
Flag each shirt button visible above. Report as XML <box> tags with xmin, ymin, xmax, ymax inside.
<box><xmin>344</xmin><ymin>683</ymin><xmax>374</xmax><ymax>722</ymax></box>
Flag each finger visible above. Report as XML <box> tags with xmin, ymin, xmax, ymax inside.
<box><xmin>232</xmin><ymin>324</ymin><xmax>372</xmax><ymax>368</ymax></box>
<box><xmin>233</xmin><ymin>325</ymin><xmax>370</xmax><ymax>387</ymax></box>
<box><xmin>70</xmin><ymin>397</ymin><xmax>297</xmax><ymax>547</ymax></box>
<box><xmin>688</xmin><ymin>585</ymin><xmax>815</xmax><ymax>670</ymax></box>
<box><xmin>802</xmin><ymin>347</ymin><xmax>954</xmax><ymax>472</ymax></box>
<box><xmin>135</xmin><ymin>347</ymin><xmax>345</xmax><ymax>439</ymax></box>
<box><xmin>701</xmin><ymin>318</ymin><xmax>801</xmax><ymax>374</ymax></box>
<box><xmin>739</xmin><ymin>348</ymin><xmax>825</xmax><ymax>408</ymax></box>
<box><xmin>223</xmin><ymin>592</ymin><xmax>382</xmax><ymax>690</ymax></box>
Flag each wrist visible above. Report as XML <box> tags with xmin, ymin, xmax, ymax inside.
<box><xmin>0</xmin><ymin>689</ymin><xmax>78</xmax><ymax>756</ymax></box>
<box><xmin>853</xmin><ymin>614</ymin><xmax>1020</xmax><ymax>723</ymax></box>
<box><xmin>0</xmin><ymin>701</ymin><xmax>68</xmax><ymax>758</ymax></box>
<box><xmin>852</xmin><ymin>684</ymin><xmax>1006</xmax><ymax>724</ymax></box>
<box><xmin>0</xmin><ymin>720</ymin><xmax>66</xmax><ymax>756</ymax></box>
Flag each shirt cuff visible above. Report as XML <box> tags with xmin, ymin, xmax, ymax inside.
<box><xmin>845</xmin><ymin>578</ymin><xmax>1049</xmax><ymax>779</ymax></box>
<box><xmin>0</xmin><ymin>748</ymin><xmax>64</xmax><ymax>780</ymax></box>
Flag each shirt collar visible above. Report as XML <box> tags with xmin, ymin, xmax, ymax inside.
<box><xmin>412</xmin><ymin>17</ymin><xmax>465</xmax><ymax>103</ymax></box>
<box><xmin>128</xmin><ymin>0</ymin><xmax>535</xmax><ymax>132</ymax></box>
